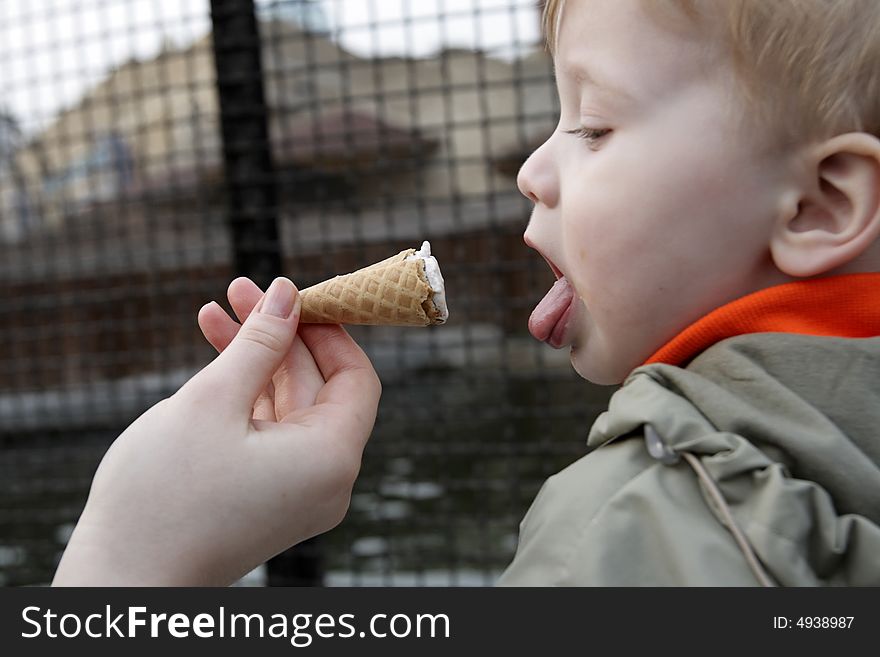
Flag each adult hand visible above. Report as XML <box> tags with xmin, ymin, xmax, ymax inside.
<box><xmin>53</xmin><ymin>277</ymin><xmax>381</xmax><ymax>586</ymax></box>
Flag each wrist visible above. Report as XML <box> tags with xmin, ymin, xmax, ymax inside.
<box><xmin>53</xmin><ymin>510</ymin><xmax>245</xmax><ymax>587</ymax></box>
<box><xmin>53</xmin><ymin>512</ymin><xmax>182</xmax><ymax>586</ymax></box>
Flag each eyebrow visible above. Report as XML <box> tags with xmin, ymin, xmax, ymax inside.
<box><xmin>556</xmin><ymin>61</ymin><xmax>636</xmax><ymax>104</ymax></box>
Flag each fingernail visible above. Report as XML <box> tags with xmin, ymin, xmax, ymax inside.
<box><xmin>261</xmin><ymin>278</ymin><xmax>296</xmax><ymax>319</ymax></box>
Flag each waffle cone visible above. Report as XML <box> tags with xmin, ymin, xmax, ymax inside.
<box><xmin>299</xmin><ymin>249</ymin><xmax>443</xmax><ymax>326</ymax></box>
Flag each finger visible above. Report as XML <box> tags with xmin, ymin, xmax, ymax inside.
<box><xmin>295</xmin><ymin>324</ymin><xmax>381</xmax><ymax>442</ymax></box>
<box><xmin>227</xmin><ymin>278</ymin><xmax>324</xmax><ymax>417</ymax></box>
<box><xmin>197</xmin><ymin>301</ymin><xmax>240</xmax><ymax>353</ymax></box>
<box><xmin>254</xmin><ymin>381</ymin><xmax>277</xmax><ymax>423</ymax></box>
<box><xmin>227</xmin><ymin>277</ymin><xmax>264</xmax><ymax>324</ymax></box>
<box><xmin>229</xmin><ymin>279</ymin><xmax>326</xmax><ymax>415</ymax></box>
<box><xmin>196</xmin><ymin>297</ymin><xmax>279</xmax><ymax>421</ymax></box>
<box><xmin>272</xmin><ymin>335</ymin><xmax>326</xmax><ymax>414</ymax></box>
<box><xmin>225</xmin><ymin>279</ymin><xmax>277</xmax><ymax>419</ymax></box>
<box><xmin>192</xmin><ymin>278</ymin><xmax>302</xmax><ymax>417</ymax></box>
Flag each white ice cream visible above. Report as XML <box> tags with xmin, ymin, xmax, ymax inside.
<box><xmin>407</xmin><ymin>241</ymin><xmax>449</xmax><ymax>323</ymax></box>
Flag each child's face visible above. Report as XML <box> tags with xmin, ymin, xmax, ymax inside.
<box><xmin>520</xmin><ymin>0</ymin><xmax>792</xmax><ymax>384</ymax></box>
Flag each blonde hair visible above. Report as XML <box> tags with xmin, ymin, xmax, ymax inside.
<box><xmin>542</xmin><ymin>0</ymin><xmax>880</xmax><ymax>149</ymax></box>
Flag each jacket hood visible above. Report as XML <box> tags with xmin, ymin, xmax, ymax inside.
<box><xmin>586</xmin><ymin>332</ymin><xmax>880</xmax><ymax>585</ymax></box>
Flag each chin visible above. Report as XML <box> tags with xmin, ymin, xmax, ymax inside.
<box><xmin>570</xmin><ymin>344</ymin><xmax>629</xmax><ymax>386</ymax></box>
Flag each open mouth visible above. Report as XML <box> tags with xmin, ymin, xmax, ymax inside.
<box><xmin>541</xmin><ymin>253</ymin><xmax>564</xmax><ymax>281</ymax></box>
<box><xmin>525</xmin><ymin>241</ymin><xmax>576</xmax><ymax>348</ymax></box>
<box><xmin>525</xmin><ymin>234</ymin><xmax>564</xmax><ymax>280</ymax></box>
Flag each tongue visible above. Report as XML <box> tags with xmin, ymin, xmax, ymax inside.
<box><xmin>529</xmin><ymin>277</ymin><xmax>574</xmax><ymax>342</ymax></box>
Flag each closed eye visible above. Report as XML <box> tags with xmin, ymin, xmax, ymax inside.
<box><xmin>562</xmin><ymin>126</ymin><xmax>611</xmax><ymax>150</ymax></box>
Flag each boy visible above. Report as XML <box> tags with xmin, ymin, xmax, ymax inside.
<box><xmin>498</xmin><ymin>0</ymin><xmax>880</xmax><ymax>585</ymax></box>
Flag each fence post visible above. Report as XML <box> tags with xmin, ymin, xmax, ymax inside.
<box><xmin>209</xmin><ymin>0</ymin><xmax>281</xmax><ymax>287</ymax></box>
<box><xmin>209</xmin><ymin>0</ymin><xmax>323</xmax><ymax>587</ymax></box>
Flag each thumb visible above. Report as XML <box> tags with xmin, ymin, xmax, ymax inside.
<box><xmin>196</xmin><ymin>277</ymin><xmax>301</xmax><ymax>416</ymax></box>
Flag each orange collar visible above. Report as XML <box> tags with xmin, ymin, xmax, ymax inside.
<box><xmin>644</xmin><ymin>273</ymin><xmax>880</xmax><ymax>367</ymax></box>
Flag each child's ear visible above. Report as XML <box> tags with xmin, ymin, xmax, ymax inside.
<box><xmin>771</xmin><ymin>132</ymin><xmax>880</xmax><ymax>277</ymax></box>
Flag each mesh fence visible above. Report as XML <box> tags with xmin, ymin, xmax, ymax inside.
<box><xmin>0</xmin><ymin>0</ymin><xmax>613</xmax><ymax>586</ymax></box>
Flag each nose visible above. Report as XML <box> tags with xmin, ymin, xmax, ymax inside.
<box><xmin>516</xmin><ymin>136</ymin><xmax>558</xmax><ymax>208</ymax></box>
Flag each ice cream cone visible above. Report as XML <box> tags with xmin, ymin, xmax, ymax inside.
<box><xmin>299</xmin><ymin>244</ymin><xmax>447</xmax><ymax>326</ymax></box>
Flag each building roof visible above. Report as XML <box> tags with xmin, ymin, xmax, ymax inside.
<box><xmin>275</xmin><ymin>110</ymin><xmax>437</xmax><ymax>173</ymax></box>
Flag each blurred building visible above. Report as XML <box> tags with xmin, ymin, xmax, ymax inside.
<box><xmin>0</xmin><ymin>9</ymin><xmax>559</xmax><ymax>396</ymax></box>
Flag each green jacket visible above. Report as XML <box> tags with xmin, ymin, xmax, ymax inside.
<box><xmin>498</xmin><ymin>333</ymin><xmax>880</xmax><ymax>586</ymax></box>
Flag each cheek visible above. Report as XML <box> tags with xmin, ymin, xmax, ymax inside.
<box><xmin>558</xmin><ymin>142</ymin><xmax>770</xmax><ymax>318</ymax></box>
<box><xmin>560</xmin><ymin>200</ymin><xmax>635</xmax><ymax>323</ymax></box>
<box><xmin>558</xmin><ymin>162</ymin><xmax>672</xmax><ymax>283</ymax></box>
